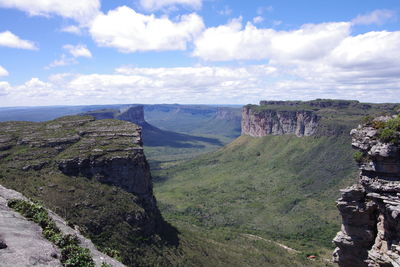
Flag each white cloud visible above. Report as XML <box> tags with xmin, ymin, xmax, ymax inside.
<box><xmin>253</xmin><ymin>16</ymin><xmax>264</xmax><ymax>24</ymax></box>
<box><xmin>61</xmin><ymin>25</ymin><xmax>82</xmax><ymax>35</ymax></box>
<box><xmin>193</xmin><ymin>19</ymin><xmax>350</xmax><ymax>62</ymax></box>
<box><xmin>352</xmin><ymin>9</ymin><xmax>396</xmax><ymax>25</ymax></box>
<box><xmin>0</xmin><ymin>81</ymin><xmax>11</xmax><ymax>96</ymax></box>
<box><xmin>0</xmin><ymin>65</ymin><xmax>9</xmax><ymax>77</ymax></box>
<box><xmin>63</xmin><ymin>44</ymin><xmax>92</xmax><ymax>58</ymax></box>
<box><xmin>46</xmin><ymin>54</ymin><xmax>77</xmax><ymax>69</ymax></box>
<box><xmin>2</xmin><ymin>59</ymin><xmax>400</xmax><ymax>106</ymax></box>
<box><xmin>139</xmin><ymin>0</ymin><xmax>202</xmax><ymax>11</ymax></box>
<box><xmin>46</xmin><ymin>44</ymin><xmax>92</xmax><ymax>68</ymax></box>
<box><xmin>0</xmin><ymin>31</ymin><xmax>37</xmax><ymax>50</ymax></box>
<box><xmin>0</xmin><ymin>0</ymin><xmax>100</xmax><ymax>24</ymax></box>
<box><xmin>89</xmin><ymin>6</ymin><xmax>204</xmax><ymax>52</ymax></box>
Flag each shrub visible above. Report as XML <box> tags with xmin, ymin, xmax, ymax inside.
<box><xmin>61</xmin><ymin>245</ymin><xmax>94</xmax><ymax>267</ymax></box>
<box><xmin>379</xmin><ymin>128</ymin><xmax>398</xmax><ymax>144</ymax></box>
<box><xmin>8</xmin><ymin>199</ymin><xmax>94</xmax><ymax>267</ymax></box>
<box><xmin>103</xmin><ymin>247</ymin><xmax>122</xmax><ymax>262</ymax></box>
<box><xmin>353</xmin><ymin>151</ymin><xmax>365</xmax><ymax>163</ymax></box>
<box><xmin>377</xmin><ymin>115</ymin><xmax>400</xmax><ymax>144</ymax></box>
<box><xmin>372</xmin><ymin>120</ymin><xmax>385</xmax><ymax>129</ymax></box>
<box><xmin>362</xmin><ymin>115</ymin><xmax>374</xmax><ymax>125</ymax></box>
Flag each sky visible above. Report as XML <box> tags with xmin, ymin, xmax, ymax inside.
<box><xmin>0</xmin><ymin>0</ymin><xmax>399</xmax><ymax>106</ymax></box>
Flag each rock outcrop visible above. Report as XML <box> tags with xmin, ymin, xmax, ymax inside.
<box><xmin>0</xmin><ymin>115</ymin><xmax>153</xmax><ymax>199</ymax></box>
<box><xmin>0</xmin><ymin>184</ymin><xmax>125</xmax><ymax>266</ymax></box>
<box><xmin>241</xmin><ymin>105</ymin><xmax>319</xmax><ymax>137</ymax></box>
<box><xmin>82</xmin><ymin>106</ymin><xmax>149</xmax><ymax>128</ymax></box>
<box><xmin>117</xmin><ymin>106</ymin><xmax>147</xmax><ymax>126</ymax></box>
<box><xmin>333</xmin><ymin>116</ymin><xmax>400</xmax><ymax>267</ymax></box>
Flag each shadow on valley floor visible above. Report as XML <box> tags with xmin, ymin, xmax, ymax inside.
<box><xmin>142</xmin><ymin>123</ymin><xmax>224</xmax><ymax>148</ymax></box>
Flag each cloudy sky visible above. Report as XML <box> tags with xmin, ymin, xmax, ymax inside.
<box><xmin>0</xmin><ymin>0</ymin><xmax>399</xmax><ymax>106</ymax></box>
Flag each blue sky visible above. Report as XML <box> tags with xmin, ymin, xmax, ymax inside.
<box><xmin>0</xmin><ymin>0</ymin><xmax>399</xmax><ymax>106</ymax></box>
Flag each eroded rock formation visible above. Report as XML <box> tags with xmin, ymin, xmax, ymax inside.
<box><xmin>333</xmin><ymin>116</ymin><xmax>400</xmax><ymax>267</ymax></box>
<box><xmin>0</xmin><ymin>115</ymin><xmax>154</xmax><ymax>198</ymax></box>
<box><xmin>241</xmin><ymin>105</ymin><xmax>319</xmax><ymax>137</ymax></box>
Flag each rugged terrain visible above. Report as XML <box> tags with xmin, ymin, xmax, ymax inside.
<box><xmin>0</xmin><ymin>184</ymin><xmax>123</xmax><ymax>266</ymax></box>
<box><xmin>153</xmin><ymin>100</ymin><xmax>400</xmax><ymax>262</ymax></box>
<box><xmin>334</xmin><ymin>115</ymin><xmax>400</xmax><ymax>266</ymax></box>
<box><xmin>0</xmin><ymin>115</ymin><xmax>175</xmax><ymax>266</ymax></box>
<box><xmin>82</xmin><ymin>105</ymin><xmax>237</xmax><ymax>165</ymax></box>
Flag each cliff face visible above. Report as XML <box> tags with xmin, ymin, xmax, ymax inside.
<box><xmin>333</xmin><ymin>116</ymin><xmax>400</xmax><ymax>267</ymax></box>
<box><xmin>82</xmin><ymin>106</ymin><xmax>147</xmax><ymax>127</ymax></box>
<box><xmin>0</xmin><ymin>115</ymin><xmax>171</xmax><ymax>265</ymax></box>
<box><xmin>55</xmin><ymin>117</ymin><xmax>153</xmax><ymax>197</ymax></box>
<box><xmin>117</xmin><ymin>106</ymin><xmax>147</xmax><ymax>126</ymax></box>
<box><xmin>241</xmin><ymin>106</ymin><xmax>319</xmax><ymax>137</ymax></box>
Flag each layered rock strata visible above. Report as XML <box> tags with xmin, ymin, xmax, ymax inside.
<box><xmin>333</xmin><ymin>117</ymin><xmax>400</xmax><ymax>267</ymax></box>
<box><xmin>241</xmin><ymin>105</ymin><xmax>319</xmax><ymax>137</ymax></box>
<box><xmin>0</xmin><ymin>115</ymin><xmax>154</xmax><ymax>198</ymax></box>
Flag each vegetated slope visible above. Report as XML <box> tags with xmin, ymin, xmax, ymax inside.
<box><xmin>153</xmin><ymin>99</ymin><xmax>400</xmax><ymax>259</ymax></box>
<box><xmin>0</xmin><ymin>115</ymin><xmax>325</xmax><ymax>267</ymax></box>
<box><xmin>0</xmin><ymin>116</ymin><xmax>178</xmax><ymax>266</ymax></box>
<box><xmin>154</xmin><ymin>135</ymin><xmax>356</xmax><ymax>255</ymax></box>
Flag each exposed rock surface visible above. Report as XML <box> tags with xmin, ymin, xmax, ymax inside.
<box><xmin>0</xmin><ymin>115</ymin><xmax>153</xmax><ymax>198</ymax></box>
<box><xmin>241</xmin><ymin>105</ymin><xmax>319</xmax><ymax>137</ymax></box>
<box><xmin>82</xmin><ymin>106</ymin><xmax>149</xmax><ymax>128</ymax></box>
<box><xmin>333</xmin><ymin>116</ymin><xmax>400</xmax><ymax>267</ymax></box>
<box><xmin>0</xmin><ymin>184</ymin><xmax>125</xmax><ymax>266</ymax></box>
<box><xmin>117</xmin><ymin>106</ymin><xmax>147</xmax><ymax>126</ymax></box>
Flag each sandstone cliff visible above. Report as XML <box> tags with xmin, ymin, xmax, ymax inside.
<box><xmin>241</xmin><ymin>105</ymin><xmax>319</xmax><ymax>137</ymax></box>
<box><xmin>117</xmin><ymin>106</ymin><xmax>147</xmax><ymax>127</ymax></box>
<box><xmin>0</xmin><ymin>115</ymin><xmax>170</xmax><ymax>265</ymax></box>
<box><xmin>82</xmin><ymin>106</ymin><xmax>148</xmax><ymax>128</ymax></box>
<box><xmin>241</xmin><ymin>100</ymin><xmax>400</xmax><ymax>138</ymax></box>
<box><xmin>333</xmin><ymin>116</ymin><xmax>400</xmax><ymax>267</ymax></box>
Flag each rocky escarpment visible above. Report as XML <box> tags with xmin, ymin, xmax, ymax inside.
<box><xmin>241</xmin><ymin>105</ymin><xmax>319</xmax><ymax>137</ymax></box>
<box><xmin>333</xmin><ymin>116</ymin><xmax>400</xmax><ymax>267</ymax></box>
<box><xmin>117</xmin><ymin>106</ymin><xmax>147</xmax><ymax>126</ymax></box>
<box><xmin>0</xmin><ymin>115</ymin><xmax>172</xmax><ymax>265</ymax></box>
<box><xmin>0</xmin><ymin>116</ymin><xmax>153</xmax><ymax>199</ymax></box>
<box><xmin>82</xmin><ymin>106</ymin><xmax>149</xmax><ymax>128</ymax></box>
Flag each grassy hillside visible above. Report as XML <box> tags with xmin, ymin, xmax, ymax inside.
<box><xmin>153</xmin><ymin>134</ymin><xmax>358</xmax><ymax>258</ymax></box>
<box><xmin>142</xmin><ymin>125</ymin><xmax>231</xmax><ymax>165</ymax></box>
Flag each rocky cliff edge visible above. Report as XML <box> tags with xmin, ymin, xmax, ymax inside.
<box><xmin>333</xmin><ymin>115</ymin><xmax>400</xmax><ymax>267</ymax></box>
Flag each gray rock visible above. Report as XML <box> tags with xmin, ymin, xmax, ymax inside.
<box><xmin>241</xmin><ymin>106</ymin><xmax>319</xmax><ymax>137</ymax></box>
<box><xmin>333</xmin><ymin>117</ymin><xmax>400</xmax><ymax>267</ymax></box>
<box><xmin>0</xmin><ymin>184</ymin><xmax>125</xmax><ymax>267</ymax></box>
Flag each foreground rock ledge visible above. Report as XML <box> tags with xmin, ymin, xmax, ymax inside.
<box><xmin>333</xmin><ymin>117</ymin><xmax>400</xmax><ymax>267</ymax></box>
<box><xmin>0</xmin><ymin>184</ymin><xmax>125</xmax><ymax>267</ymax></box>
